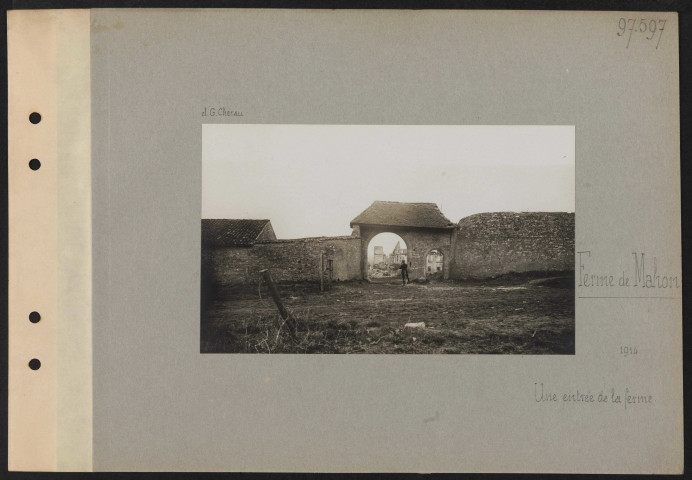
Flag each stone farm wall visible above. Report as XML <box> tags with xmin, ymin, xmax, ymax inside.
<box><xmin>207</xmin><ymin>235</ymin><xmax>362</xmax><ymax>287</ymax></box>
<box><xmin>451</xmin><ymin>212</ymin><xmax>575</xmax><ymax>279</ymax></box>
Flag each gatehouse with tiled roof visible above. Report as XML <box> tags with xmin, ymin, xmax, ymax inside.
<box><xmin>350</xmin><ymin>201</ymin><xmax>457</xmax><ymax>280</ymax></box>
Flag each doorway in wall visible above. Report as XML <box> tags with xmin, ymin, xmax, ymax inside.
<box><xmin>425</xmin><ymin>249</ymin><xmax>444</xmax><ymax>278</ymax></box>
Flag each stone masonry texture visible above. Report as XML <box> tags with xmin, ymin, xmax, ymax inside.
<box><xmin>207</xmin><ymin>235</ymin><xmax>361</xmax><ymax>287</ymax></box>
<box><xmin>450</xmin><ymin>212</ymin><xmax>575</xmax><ymax>279</ymax></box>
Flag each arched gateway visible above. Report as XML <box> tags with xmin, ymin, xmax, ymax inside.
<box><xmin>350</xmin><ymin>201</ymin><xmax>456</xmax><ymax>281</ymax></box>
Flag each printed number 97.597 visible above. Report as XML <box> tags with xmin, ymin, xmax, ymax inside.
<box><xmin>617</xmin><ymin>18</ymin><xmax>666</xmax><ymax>49</ymax></box>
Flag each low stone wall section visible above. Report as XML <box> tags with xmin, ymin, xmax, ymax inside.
<box><xmin>206</xmin><ymin>235</ymin><xmax>362</xmax><ymax>286</ymax></box>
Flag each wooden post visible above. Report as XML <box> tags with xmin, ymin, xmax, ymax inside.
<box><xmin>319</xmin><ymin>253</ymin><xmax>324</xmax><ymax>292</ymax></box>
<box><xmin>260</xmin><ymin>269</ymin><xmax>297</xmax><ymax>337</ymax></box>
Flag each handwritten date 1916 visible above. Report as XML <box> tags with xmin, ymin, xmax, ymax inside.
<box><xmin>617</xmin><ymin>18</ymin><xmax>666</xmax><ymax>49</ymax></box>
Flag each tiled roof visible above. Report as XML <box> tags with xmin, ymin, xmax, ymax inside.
<box><xmin>350</xmin><ymin>201</ymin><xmax>455</xmax><ymax>229</ymax></box>
<box><xmin>201</xmin><ymin>219</ymin><xmax>274</xmax><ymax>247</ymax></box>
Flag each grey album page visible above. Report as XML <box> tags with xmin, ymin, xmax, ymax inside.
<box><xmin>91</xmin><ymin>9</ymin><xmax>681</xmax><ymax>472</ymax></box>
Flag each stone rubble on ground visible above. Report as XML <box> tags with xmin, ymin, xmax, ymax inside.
<box><xmin>404</xmin><ymin>322</ymin><xmax>426</xmax><ymax>329</ymax></box>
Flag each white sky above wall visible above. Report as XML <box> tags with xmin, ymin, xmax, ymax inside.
<box><xmin>202</xmin><ymin>124</ymin><xmax>575</xmax><ymax>239</ymax></box>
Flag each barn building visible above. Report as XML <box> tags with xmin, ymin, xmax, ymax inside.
<box><xmin>202</xmin><ymin>219</ymin><xmax>277</xmax><ymax>248</ymax></box>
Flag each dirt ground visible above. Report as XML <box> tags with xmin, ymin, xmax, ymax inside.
<box><xmin>201</xmin><ymin>273</ymin><xmax>574</xmax><ymax>354</ymax></box>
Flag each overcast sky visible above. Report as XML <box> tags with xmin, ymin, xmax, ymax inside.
<box><xmin>203</xmin><ymin>124</ymin><xmax>574</xmax><ymax>240</ymax></box>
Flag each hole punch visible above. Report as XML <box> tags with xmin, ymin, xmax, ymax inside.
<box><xmin>29</xmin><ymin>311</ymin><xmax>41</xmax><ymax>323</ymax></box>
<box><xmin>29</xmin><ymin>112</ymin><xmax>41</xmax><ymax>124</ymax></box>
<box><xmin>29</xmin><ymin>159</ymin><xmax>41</xmax><ymax>171</ymax></box>
<box><xmin>28</xmin><ymin>359</ymin><xmax>41</xmax><ymax>370</ymax></box>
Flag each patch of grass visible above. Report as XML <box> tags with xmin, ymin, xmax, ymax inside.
<box><xmin>421</xmin><ymin>334</ymin><xmax>446</xmax><ymax>346</ymax></box>
<box><xmin>201</xmin><ymin>279</ymin><xmax>574</xmax><ymax>354</ymax></box>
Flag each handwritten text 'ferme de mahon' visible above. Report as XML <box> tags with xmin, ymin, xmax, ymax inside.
<box><xmin>577</xmin><ymin>251</ymin><xmax>680</xmax><ymax>289</ymax></box>
<box><xmin>534</xmin><ymin>383</ymin><xmax>653</xmax><ymax>409</ymax></box>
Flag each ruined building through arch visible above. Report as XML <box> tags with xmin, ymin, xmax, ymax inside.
<box><xmin>366</xmin><ymin>232</ymin><xmax>408</xmax><ymax>279</ymax></box>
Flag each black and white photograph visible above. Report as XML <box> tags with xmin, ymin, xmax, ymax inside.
<box><xmin>201</xmin><ymin>124</ymin><xmax>575</xmax><ymax>354</ymax></box>
<box><xmin>7</xmin><ymin>7</ymin><xmax>683</xmax><ymax>473</ymax></box>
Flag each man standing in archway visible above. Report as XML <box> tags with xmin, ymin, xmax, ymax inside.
<box><xmin>399</xmin><ymin>260</ymin><xmax>410</xmax><ymax>285</ymax></box>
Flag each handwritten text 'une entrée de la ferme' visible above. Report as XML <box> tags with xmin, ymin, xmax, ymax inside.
<box><xmin>534</xmin><ymin>383</ymin><xmax>653</xmax><ymax>409</ymax></box>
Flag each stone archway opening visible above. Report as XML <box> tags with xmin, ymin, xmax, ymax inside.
<box><xmin>366</xmin><ymin>232</ymin><xmax>408</xmax><ymax>282</ymax></box>
<box><xmin>425</xmin><ymin>249</ymin><xmax>444</xmax><ymax>278</ymax></box>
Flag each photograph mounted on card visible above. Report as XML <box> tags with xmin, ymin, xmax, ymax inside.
<box><xmin>201</xmin><ymin>124</ymin><xmax>575</xmax><ymax>354</ymax></box>
<box><xmin>6</xmin><ymin>8</ymin><xmax>682</xmax><ymax>473</ymax></box>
